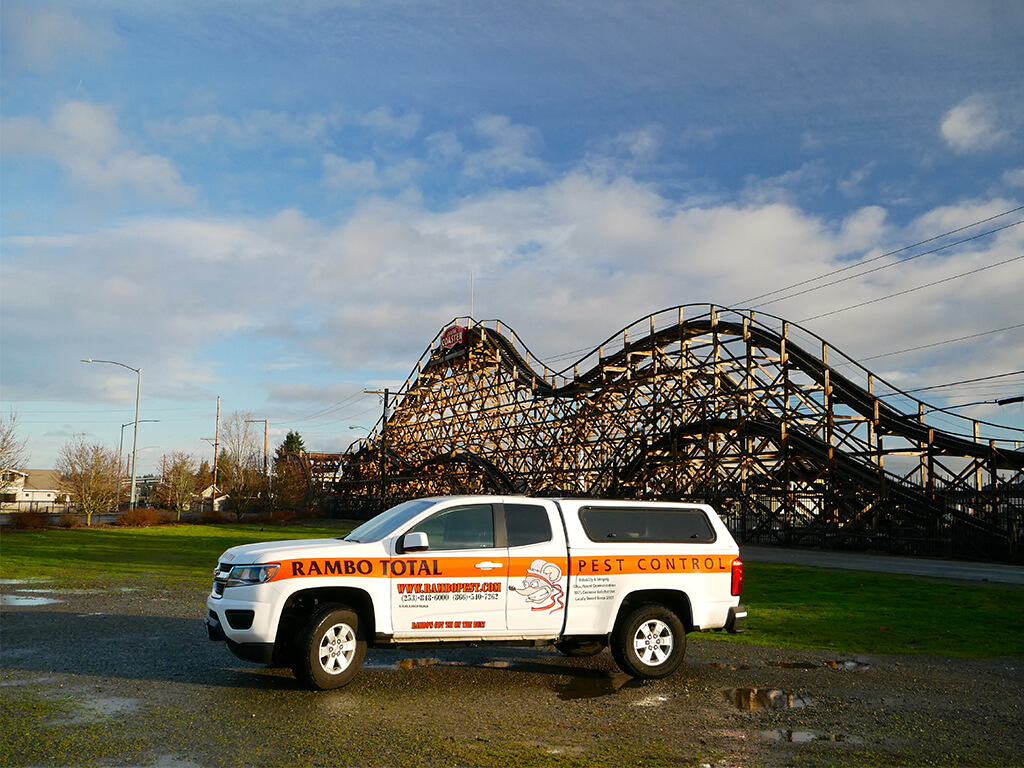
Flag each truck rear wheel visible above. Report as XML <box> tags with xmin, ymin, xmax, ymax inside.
<box><xmin>292</xmin><ymin>605</ymin><xmax>366</xmax><ymax>690</ymax></box>
<box><xmin>611</xmin><ymin>604</ymin><xmax>686</xmax><ymax>679</ymax></box>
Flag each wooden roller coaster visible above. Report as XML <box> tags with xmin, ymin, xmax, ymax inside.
<box><xmin>308</xmin><ymin>305</ymin><xmax>1024</xmax><ymax>561</ymax></box>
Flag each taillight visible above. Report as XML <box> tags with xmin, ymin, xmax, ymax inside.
<box><xmin>731</xmin><ymin>558</ymin><xmax>744</xmax><ymax>596</ymax></box>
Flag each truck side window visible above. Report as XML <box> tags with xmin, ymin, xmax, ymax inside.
<box><xmin>505</xmin><ymin>503</ymin><xmax>552</xmax><ymax>547</ymax></box>
<box><xmin>579</xmin><ymin>507</ymin><xmax>716</xmax><ymax>543</ymax></box>
<box><xmin>409</xmin><ymin>504</ymin><xmax>494</xmax><ymax>550</ymax></box>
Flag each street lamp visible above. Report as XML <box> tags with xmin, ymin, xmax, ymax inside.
<box><xmin>127</xmin><ymin>446</ymin><xmax>161</xmax><ymax>506</ymax></box>
<box><xmin>118</xmin><ymin>420</ymin><xmax>159</xmax><ymax>511</ymax></box>
<box><xmin>82</xmin><ymin>359</ymin><xmax>142</xmax><ymax>509</ymax></box>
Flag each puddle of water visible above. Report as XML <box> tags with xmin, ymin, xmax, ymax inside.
<box><xmin>632</xmin><ymin>693</ymin><xmax>670</xmax><ymax>707</ymax></box>
<box><xmin>82</xmin><ymin>695</ymin><xmax>140</xmax><ymax>719</ymax></box>
<box><xmin>829</xmin><ymin>660</ymin><xmax>871</xmax><ymax>671</ymax></box>
<box><xmin>149</xmin><ymin>756</ymin><xmax>205</xmax><ymax>768</ymax></box>
<box><xmin>708</xmin><ymin>662</ymin><xmax>751</xmax><ymax>670</ymax></box>
<box><xmin>482</xmin><ymin>660</ymin><xmax>511</xmax><ymax>668</ymax></box>
<box><xmin>60</xmin><ymin>695</ymin><xmax>141</xmax><ymax>725</ymax></box>
<box><xmin>0</xmin><ymin>594</ymin><xmax>62</xmax><ymax>607</ymax></box>
<box><xmin>0</xmin><ymin>578</ymin><xmax>52</xmax><ymax>586</ymax></box>
<box><xmin>724</xmin><ymin>688</ymin><xmax>812</xmax><ymax>711</ymax></box>
<box><xmin>397</xmin><ymin>658</ymin><xmax>440</xmax><ymax>670</ymax></box>
<box><xmin>759</xmin><ymin>729</ymin><xmax>864</xmax><ymax>744</ymax></box>
<box><xmin>365</xmin><ymin>656</ymin><xmax>467</xmax><ymax>670</ymax></box>
<box><xmin>556</xmin><ymin>672</ymin><xmax>645</xmax><ymax>700</ymax></box>
<box><xmin>773</xmin><ymin>661</ymin><xmax>820</xmax><ymax>669</ymax></box>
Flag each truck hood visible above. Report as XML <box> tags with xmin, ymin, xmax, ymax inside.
<box><xmin>218</xmin><ymin>537</ymin><xmax>376</xmax><ymax>564</ymax></box>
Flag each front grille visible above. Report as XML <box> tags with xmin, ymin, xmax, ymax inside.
<box><xmin>211</xmin><ymin>562</ymin><xmax>232</xmax><ymax>598</ymax></box>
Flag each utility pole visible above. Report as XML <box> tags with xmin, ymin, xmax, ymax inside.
<box><xmin>212</xmin><ymin>396</ymin><xmax>220</xmax><ymax>512</ymax></box>
<box><xmin>364</xmin><ymin>388</ymin><xmax>391</xmax><ymax>511</ymax></box>
<box><xmin>81</xmin><ymin>359</ymin><xmax>142</xmax><ymax>509</ymax></box>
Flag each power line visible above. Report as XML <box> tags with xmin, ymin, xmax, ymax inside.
<box><xmin>894</xmin><ymin>369</ymin><xmax>1024</xmax><ymax>395</ymax></box>
<box><xmin>859</xmin><ymin>322</ymin><xmax>1024</xmax><ymax>362</ymax></box>
<box><xmin>750</xmin><ymin>218</ymin><xmax>1023</xmax><ymax>310</ymax></box>
<box><xmin>737</xmin><ymin>204</ymin><xmax>1024</xmax><ymax>307</ymax></box>
<box><xmin>799</xmin><ymin>253</ymin><xmax>1024</xmax><ymax>322</ymax></box>
<box><xmin>278</xmin><ymin>391</ymin><xmax>374</xmax><ymax>425</ymax></box>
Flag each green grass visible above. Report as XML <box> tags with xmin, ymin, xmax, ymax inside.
<box><xmin>0</xmin><ymin>522</ymin><xmax>351</xmax><ymax>587</ymax></box>
<box><xmin>2</xmin><ymin>524</ymin><xmax>1021</xmax><ymax>658</ymax></box>
<box><xmin>0</xmin><ymin>688</ymin><xmax>147</xmax><ymax>767</ymax></box>
<box><xmin>700</xmin><ymin>560</ymin><xmax>1024</xmax><ymax>658</ymax></box>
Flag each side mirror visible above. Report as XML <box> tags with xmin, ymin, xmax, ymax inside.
<box><xmin>402</xmin><ymin>531</ymin><xmax>429</xmax><ymax>553</ymax></box>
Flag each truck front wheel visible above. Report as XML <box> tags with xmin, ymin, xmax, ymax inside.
<box><xmin>292</xmin><ymin>605</ymin><xmax>366</xmax><ymax>690</ymax></box>
<box><xmin>611</xmin><ymin>604</ymin><xmax>686</xmax><ymax>679</ymax></box>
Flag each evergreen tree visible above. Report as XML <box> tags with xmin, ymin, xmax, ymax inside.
<box><xmin>281</xmin><ymin>430</ymin><xmax>305</xmax><ymax>453</ymax></box>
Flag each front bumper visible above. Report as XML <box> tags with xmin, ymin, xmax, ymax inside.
<box><xmin>205</xmin><ymin>609</ymin><xmax>275</xmax><ymax>664</ymax></box>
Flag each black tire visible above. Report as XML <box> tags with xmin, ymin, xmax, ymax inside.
<box><xmin>554</xmin><ymin>638</ymin><xmax>606</xmax><ymax>657</ymax></box>
<box><xmin>610</xmin><ymin>604</ymin><xmax>686</xmax><ymax>679</ymax></box>
<box><xmin>291</xmin><ymin>605</ymin><xmax>366</xmax><ymax>690</ymax></box>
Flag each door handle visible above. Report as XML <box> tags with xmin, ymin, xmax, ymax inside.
<box><xmin>475</xmin><ymin>561</ymin><xmax>504</xmax><ymax>570</ymax></box>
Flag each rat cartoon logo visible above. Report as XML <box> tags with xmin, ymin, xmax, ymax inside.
<box><xmin>510</xmin><ymin>559</ymin><xmax>565</xmax><ymax>613</ymax></box>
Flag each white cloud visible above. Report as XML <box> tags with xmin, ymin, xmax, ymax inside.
<box><xmin>4</xmin><ymin>170</ymin><xmax>1021</xmax><ymax>454</ymax></box>
<box><xmin>324</xmin><ymin>155</ymin><xmax>381</xmax><ymax>190</ymax></box>
<box><xmin>837</xmin><ymin>206</ymin><xmax>889</xmax><ymax>254</ymax></box>
<box><xmin>463</xmin><ymin>115</ymin><xmax>545</xmax><ymax>178</ymax></box>
<box><xmin>584</xmin><ymin>125</ymin><xmax>665</xmax><ymax>176</ymax></box>
<box><xmin>147</xmin><ymin>109</ymin><xmax>344</xmax><ymax>147</ymax></box>
<box><xmin>2</xmin><ymin>100</ymin><xmax>194</xmax><ymax>204</ymax></box>
<box><xmin>323</xmin><ymin>155</ymin><xmax>422</xmax><ymax>191</ymax></box>
<box><xmin>741</xmin><ymin>162</ymin><xmax>832</xmax><ymax>206</ymax></box>
<box><xmin>357</xmin><ymin>107</ymin><xmax>421</xmax><ymax>140</ymax></box>
<box><xmin>146</xmin><ymin>106</ymin><xmax>418</xmax><ymax>149</ymax></box>
<box><xmin>940</xmin><ymin>95</ymin><xmax>1008</xmax><ymax>153</ymax></box>
<box><xmin>680</xmin><ymin>127</ymin><xmax>720</xmax><ymax>150</ymax></box>
<box><xmin>837</xmin><ymin>164</ymin><xmax>875</xmax><ymax>198</ymax></box>
<box><xmin>1004</xmin><ymin>168</ymin><xmax>1024</xmax><ymax>188</ymax></box>
<box><xmin>1</xmin><ymin>6</ymin><xmax>117</xmax><ymax>72</ymax></box>
<box><xmin>426</xmin><ymin>131</ymin><xmax>463</xmax><ymax>163</ymax></box>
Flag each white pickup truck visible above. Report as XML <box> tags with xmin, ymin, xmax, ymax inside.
<box><xmin>205</xmin><ymin>495</ymin><xmax>745</xmax><ymax>689</ymax></box>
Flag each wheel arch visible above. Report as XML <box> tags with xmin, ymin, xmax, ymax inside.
<box><xmin>274</xmin><ymin>586</ymin><xmax>377</xmax><ymax>651</ymax></box>
<box><xmin>613</xmin><ymin>589</ymin><xmax>693</xmax><ymax>634</ymax></box>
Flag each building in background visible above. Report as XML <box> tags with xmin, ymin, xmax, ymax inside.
<box><xmin>0</xmin><ymin>469</ymin><xmax>66</xmax><ymax>512</ymax></box>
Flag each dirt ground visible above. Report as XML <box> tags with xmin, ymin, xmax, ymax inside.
<box><xmin>1</xmin><ymin>582</ymin><xmax>1022</xmax><ymax>767</ymax></box>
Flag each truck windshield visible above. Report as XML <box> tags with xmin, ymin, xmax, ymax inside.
<box><xmin>343</xmin><ymin>499</ymin><xmax>437</xmax><ymax>543</ymax></box>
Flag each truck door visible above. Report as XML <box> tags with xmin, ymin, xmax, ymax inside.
<box><xmin>390</xmin><ymin>502</ymin><xmax>509</xmax><ymax>638</ymax></box>
<box><xmin>504</xmin><ymin>501</ymin><xmax>567</xmax><ymax>635</ymax></box>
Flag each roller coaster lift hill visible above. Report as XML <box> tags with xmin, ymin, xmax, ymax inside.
<box><xmin>290</xmin><ymin>305</ymin><xmax>1022</xmax><ymax>562</ymax></box>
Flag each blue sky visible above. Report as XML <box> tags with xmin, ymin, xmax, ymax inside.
<box><xmin>2</xmin><ymin>1</ymin><xmax>1023</xmax><ymax>475</ymax></box>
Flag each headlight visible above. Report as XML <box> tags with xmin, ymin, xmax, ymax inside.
<box><xmin>224</xmin><ymin>564</ymin><xmax>280</xmax><ymax>588</ymax></box>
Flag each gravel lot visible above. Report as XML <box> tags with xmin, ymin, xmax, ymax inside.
<box><xmin>2</xmin><ymin>581</ymin><xmax>1022</xmax><ymax>768</ymax></box>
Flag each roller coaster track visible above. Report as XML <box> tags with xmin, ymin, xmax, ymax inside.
<box><xmin>323</xmin><ymin>304</ymin><xmax>1023</xmax><ymax>561</ymax></box>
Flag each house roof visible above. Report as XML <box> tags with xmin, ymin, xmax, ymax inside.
<box><xmin>24</xmin><ymin>470</ymin><xmax>61</xmax><ymax>491</ymax></box>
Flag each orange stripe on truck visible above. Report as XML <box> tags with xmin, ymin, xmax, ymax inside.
<box><xmin>572</xmin><ymin>554</ymin><xmax>737</xmax><ymax>575</ymax></box>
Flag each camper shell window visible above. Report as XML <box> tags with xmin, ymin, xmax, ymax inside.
<box><xmin>579</xmin><ymin>506</ymin><xmax>716</xmax><ymax>543</ymax></box>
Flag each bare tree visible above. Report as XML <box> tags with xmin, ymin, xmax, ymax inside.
<box><xmin>1</xmin><ymin>410</ymin><xmax>31</xmax><ymax>496</ymax></box>
<box><xmin>55</xmin><ymin>434</ymin><xmax>119</xmax><ymax>526</ymax></box>
<box><xmin>161</xmin><ymin>451</ymin><xmax>199</xmax><ymax>521</ymax></box>
<box><xmin>219</xmin><ymin>411</ymin><xmax>265</xmax><ymax>518</ymax></box>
